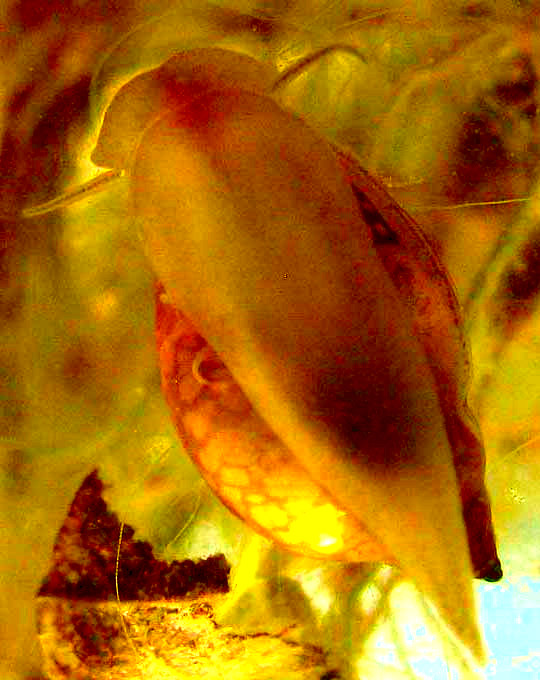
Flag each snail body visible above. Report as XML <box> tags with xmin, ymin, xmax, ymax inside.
<box><xmin>84</xmin><ymin>47</ymin><xmax>499</xmax><ymax>663</ymax></box>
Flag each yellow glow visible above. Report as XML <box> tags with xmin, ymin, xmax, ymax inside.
<box><xmin>250</xmin><ymin>504</ymin><xmax>289</xmax><ymax>530</ymax></box>
<box><xmin>319</xmin><ymin>534</ymin><xmax>339</xmax><ymax>548</ymax></box>
<box><xmin>278</xmin><ymin>503</ymin><xmax>346</xmax><ymax>554</ymax></box>
<box><xmin>246</xmin><ymin>494</ymin><xmax>266</xmax><ymax>504</ymax></box>
<box><xmin>284</xmin><ymin>498</ymin><xmax>317</xmax><ymax>516</ymax></box>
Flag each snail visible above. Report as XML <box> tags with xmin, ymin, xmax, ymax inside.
<box><xmin>23</xmin><ymin>47</ymin><xmax>501</xmax><ymax>666</ymax></box>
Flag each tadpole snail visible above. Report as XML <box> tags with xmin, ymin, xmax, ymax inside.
<box><xmin>19</xmin><ymin>47</ymin><xmax>501</xmax><ymax>665</ymax></box>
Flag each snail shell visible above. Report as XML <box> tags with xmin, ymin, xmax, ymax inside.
<box><xmin>93</xmin><ymin>47</ymin><xmax>501</xmax><ymax>663</ymax></box>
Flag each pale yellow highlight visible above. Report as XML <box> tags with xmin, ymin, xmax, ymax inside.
<box><xmin>279</xmin><ymin>503</ymin><xmax>346</xmax><ymax>554</ymax></box>
<box><xmin>246</xmin><ymin>494</ymin><xmax>266</xmax><ymax>504</ymax></box>
<box><xmin>284</xmin><ymin>498</ymin><xmax>318</xmax><ymax>516</ymax></box>
<box><xmin>249</xmin><ymin>504</ymin><xmax>289</xmax><ymax>529</ymax></box>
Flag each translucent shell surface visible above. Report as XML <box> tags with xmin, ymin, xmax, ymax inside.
<box><xmin>94</xmin><ymin>47</ymin><xmax>500</xmax><ymax>663</ymax></box>
<box><xmin>155</xmin><ymin>281</ymin><xmax>390</xmax><ymax>563</ymax></box>
<box><xmin>91</xmin><ymin>48</ymin><xmax>277</xmax><ymax>171</ymax></box>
